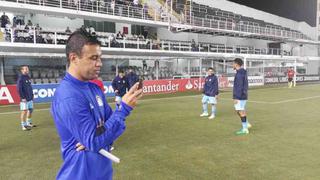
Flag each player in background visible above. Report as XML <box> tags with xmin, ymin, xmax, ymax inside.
<box><xmin>126</xmin><ymin>67</ymin><xmax>139</xmax><ymax>89</ymax></box>
<box><xmin>17</xmin><ymin>65</ymin><xmax>35</xmax><ymax>131</ymax></box>
<box><xmin>112</xmin><ymin>70</ymin><xmax>129</xmax><ymax>107</ymax></box>
<box><xmin>287</xmin><ymin>67</ymin><xmax>295</xmax><ymax>88</ymax></box>
<box><xmin>200</xmin><ymin>67</ymin><xmax>219</xmax><ymax>120</ymax></box>
<box><xmin>233</xmin><ymin>58</ymin><xmax>251</xmax><ymax>135</ymax></box>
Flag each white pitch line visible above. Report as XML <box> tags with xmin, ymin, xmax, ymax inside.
<box><xmin>0</xmin><ymin>95</ymin><xmax>201</xmax><ymax>115</ymax></box>
<box><xmin>270</xmin><ymin>95</ymin><xmax>320</xmax><ymax>104</ymax></box>
<box><xmin>1</xmin><ymin>94</ymin><xmax>319</xmax><ymax>115</ymax></box>
<box><xmin>0</xmin><ymin>108</ymin><xmax>50</xmax><ymax>115</ymax></box>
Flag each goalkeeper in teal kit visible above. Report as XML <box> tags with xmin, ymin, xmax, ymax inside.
<box><xmin>51</xmin><ymin>28</ymin><xmax>143</xmax><ymax>180</ymax></box>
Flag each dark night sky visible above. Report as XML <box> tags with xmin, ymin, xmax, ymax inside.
<box><xmin>228</xmin><ymin>0</ymin><xmax>317</xmax><ymax>27</ymax></box>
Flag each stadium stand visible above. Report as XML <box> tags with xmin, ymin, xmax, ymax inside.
<box><xmin>0</xmin><ymin>23</ymin><xmax>285</xmax><ymax>56</ymax></box>
<box><xmin>0</xmin><ymin>0</ymin><xmax>319</xmax><ymax>86</ymax></box>
<box><xmin>163</xmin><ymin>0</ymin><xmax>311</xmax><ymax>40</ymax></box>
<box><xmin>0</xmin><ymin>0</ymin><xmax>312</xmax><ymax>41</ymax></box>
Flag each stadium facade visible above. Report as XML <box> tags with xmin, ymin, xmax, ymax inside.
<box><xmin>0</xmin><ymin>0</ymin><xmax>319</xmax><ymax>104</ymax></box>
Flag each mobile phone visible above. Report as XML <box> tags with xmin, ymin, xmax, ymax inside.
<box><xmin>138</xmin><ymin>79</ymin><xmax>143</xmax><ymax>90</ymax></box>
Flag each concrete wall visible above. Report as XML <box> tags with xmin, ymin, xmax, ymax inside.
<box><xmin>157</xmin><ymin>27</ymin><xmax>271</xmax><ymax>48</ymax></box>
<box><xmin>29</xmin><ymin>14</ymin><xmax>84</xmax><ymax>31</ymax></box>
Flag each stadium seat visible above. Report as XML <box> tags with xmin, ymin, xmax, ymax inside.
<box><xmin>34</xmin><ymin>79</ymin><xmax>42</xmax><ymax>84</ymax></box>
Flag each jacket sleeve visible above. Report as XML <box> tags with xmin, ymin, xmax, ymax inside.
<box><xmin>213</xmin><ymin>76</ymin><xmax>219</xmax><ymax>96</ymax></box>
<box><xmin>17</xmin><ymin>78</ymin><xmax>26</xmax><ymax>99</ymax></box>
<box><xmin>234</xmin><ymin>75</ymin><xmax>243</xmax><ymax>99</ymax></box>
<box><xmin>56</xmin><ymin>97</ymin><xmax>132</xmax><ymax>153</ymax></box>
<box><xmin>243</xmin><ymin>73</ymin><xmax>248</xmax><ymax>95</ymax></box>
<box><xmin>112</xmin><ymin>79</ymin><xmax>117</xmax><ymax>91</ymax></box>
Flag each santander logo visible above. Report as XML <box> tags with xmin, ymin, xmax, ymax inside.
<box><xmin>142</xmin><ymin>81</ymin><xmax>180</xmax><ymax>94</ymax></box>
<box><xmin>185</xmin><ymin>80</ymin><xmax>193</xmax><ymax>90</ymax></box>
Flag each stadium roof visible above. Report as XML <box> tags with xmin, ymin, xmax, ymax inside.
<box><xmin>228</xmin><ymin>0</ymin><xmax>317</xmax><ymax>27</ymax></box>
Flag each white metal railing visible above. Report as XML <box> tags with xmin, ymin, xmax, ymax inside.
<box><xmin>4</xmin><ymin>0</ymin><xmax>162</xmax><ymax>21</ymax></box>
<box><xmin>1</xmin><ymin>0</ymin><xmax>310</xmax><ymax>40</ymax></box>
<box><xmin>0</xmin><ymin>27</ymin><xmax>289</xmax><ymax>56</ymax></box>
<box><xmin>188</xmin><ymin>16</ymin><xmax>308</xmax><ymax>40</ymax></box>
<box><xmin>167</xmin><ymin>1</ymin><xmax>310</xmax><ymax>40</ymax></box>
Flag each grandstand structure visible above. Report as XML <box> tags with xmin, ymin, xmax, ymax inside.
<box><xmin>0</xmin><ymin>0</ymin><xmax>319</xmax><ymax>86</ymax></box>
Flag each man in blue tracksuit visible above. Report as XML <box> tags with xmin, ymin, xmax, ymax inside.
<box><xmin>200</xmin><ymin>67</ymin><xmax>219</xmax><ymax>120</ymax></box>
<box><xmin>112</xmin><ymin>70</ymin><xmax>128</xmax><ymax>106</ymax></box>
<box><xmin>51</xmin><ymin>28</ymin><xmax>143</xmax><ymax>180</ymax></box>
<box><xmin>17</xmin><ymin>65</ymin><xmax>35</xmax><ymax>131</ymax></box>
<box><xmin>233</xmin><ymin>58</ymin><xmax>251</xmax><ymax>135</ymax></box>
<box><xmin>126</xmin><ymin>67</ymin><xmax>139</xmax><ymax>89</ymax></box>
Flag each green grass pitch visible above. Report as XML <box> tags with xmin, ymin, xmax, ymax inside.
<box><xmin>1</xmin><ymin>84</ymin><xmax>320</xmax><ymax>180</ymax></box>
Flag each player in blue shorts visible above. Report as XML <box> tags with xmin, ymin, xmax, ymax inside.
<box><xmin>17</xmin><ymin>65</ymin><xmax>35</xmax><ymax>131</ymax></box>
<box><xmin>112</xmin><ymin>70</ymin><xmax>129</xmax><ymax>107</ymax></box>
<box><xmin>200</xmin><ymin>67</ymin><xmax>219</xmax><ymax>119</ymax></box>
<box><xmin>51</xmin><ymin>28</ymin><xmax>143</xmax><ymax>180</ymax></box>
<box><xmin>233</xmin><ymin>58</ymin><xmax>252</xmax><ymax>135</ymax></box>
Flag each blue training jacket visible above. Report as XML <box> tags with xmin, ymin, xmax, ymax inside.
<box><xmin>17</xmin><ymin>74</ymin><xmax>33</xmax><ymax>101</ymax></box>
<box><xmin>126</xmin><ymin>72</ymin><xmax>139</xmax><ymax>89</ymax></box>
<box><xmin>233</xmin><ymin>68</ymin><xmax>248</xmax><ymax>100</ymax></box>
<box><xmin>203</xmin><ymin>74</ymin><xmax>219</xmax><ymax>97</ymax></box>
<box><xmin>51</xmin><ymin>73</ymin><xmax>132</xmax><ymax>180</ymax></box>
<box><xmin>112</xmin><ymin>76</ymin><xmax>128</xmax><ymax>97</ymax></box>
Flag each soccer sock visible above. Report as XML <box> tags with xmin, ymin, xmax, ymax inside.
<box><xmin>211</xmin><ymin>105</ymin><xmax>216</xmax><ymax>116</ymax></box>
<box><xmin>21</xmin><ymin>121</ymin><xmax>27</xmax><ymax>127</ymax></box>
<box><xmin>241</xmin><ymin>116</ymin><xmax>248</xmax><ymax>130</ymax></box>
<box><xmin>27</xmin><ymin>118</ymin><xmax>32</xmax><ymax>125</ymax></box>
<box><xmin>202</xmin><ymin>103</ymin><xmax>208</xmax><ymax>114</ymax></box>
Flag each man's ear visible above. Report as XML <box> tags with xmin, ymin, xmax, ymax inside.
<box><xmin>69</xmin><ymin>53</ymin><xmax>79</xmax><ymax>65</ymax></box>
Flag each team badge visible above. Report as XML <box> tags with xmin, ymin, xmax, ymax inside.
<box><xmin>96</xmin><ymin>95</ymin><xmax>103</xmax><ymax>106</ymax></box>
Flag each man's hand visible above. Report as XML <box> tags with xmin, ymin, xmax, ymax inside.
<box><xmin>122</xmin><ymin>82</ymin><xmax>143</xmax><ymax>107</ymax></box>
<box><xmin>234</xmin><ymin>99</ymin><xmax>239</xmax><ymax>104</ymax></box>
<box><xmin>76</xmin><ymin>142</ymin><xmax>86</xmax><ymax>152</ymax></box>
<box><xmin>21</xmin><ymin>99</ymin><xmax>26</xmax><ymax>102</ymax></box>
<box><xmin>215</xmin><ymin>95</ymin><xmax>219</xmax><ymax>100</ymax></box>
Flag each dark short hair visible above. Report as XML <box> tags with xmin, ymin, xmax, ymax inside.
<box><xmin>208</xmin><ymin>67</ymin><xmax>214</xmax><ymax>71</ymax></box>
<box><xmin>234</xmin><ymin>58</ymin><xmax>243</xmax><ymax>66</ymax></box>
<box><xmin>119</xmin><ymin>70</ymin><xmax>124</xmax><ymax>74</ymax></box>
<box><xmin>66</xmin><ymin>28</ymin><xmax>101</xmax><ymax>63</ymax></box>
<box><xmin>20</xmin><ymin>65</ymin><xmax>28</xmax><ymax>71</ymax></box>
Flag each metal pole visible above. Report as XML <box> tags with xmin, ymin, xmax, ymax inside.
<box><xmin>190</xmin><ymin>0</ymin><xmax>192</xmax><ymax>24</ymax></box>
<box><xmin>54</xmin><ymin>32</ymin><xmax>57</xmax><ymax>45</ymax></box>
<box><xmin>187</xmin><ymin>59</ymin><xmax>190</xmax><ymax>76</ymax></box>
<box><xmin>262</xmin><ymin>60</ymin><xmax>265</xmax><ymax>85</ymax></box>
<box><xmin>10</xmin><ymin>28</ymin><xmax>13</xmax><ymax>43</ymax></box>
<box><xmin>294</xmin><ymin>59</ymin><xmax>297</xmax><ymax>87</ymax></box>
<box><xmin>199</xmin><ymin>58</ymin><xmax>202</xmax><ymax>90</ymax></box>
<box><xmin>116</xmin><ymin>60</ymin><xmax>119</xmax><ymax>76</ymax></box>
<box><xmin>156</xmin><ymin>60</ymin><xmax>159</xmax><ymax>80</ymax></box>
<box><xmin>243</xmin><ymin>57</ymin><xmax>247</xmax><ymax>69</ymax></box>
<box><xmin>65</xmin><ymin>63</ymin><xmax>68</xmax><ymax>71</ymax></box>
<box><xmin>0</xmin><ymin>58</ymin><xmax>5</xmax><ymax>85</ymax></box>
<box><xmin>33</xmin><ymin>28</ymin><xmax>36</xmax><ymax>44</ymax></box>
